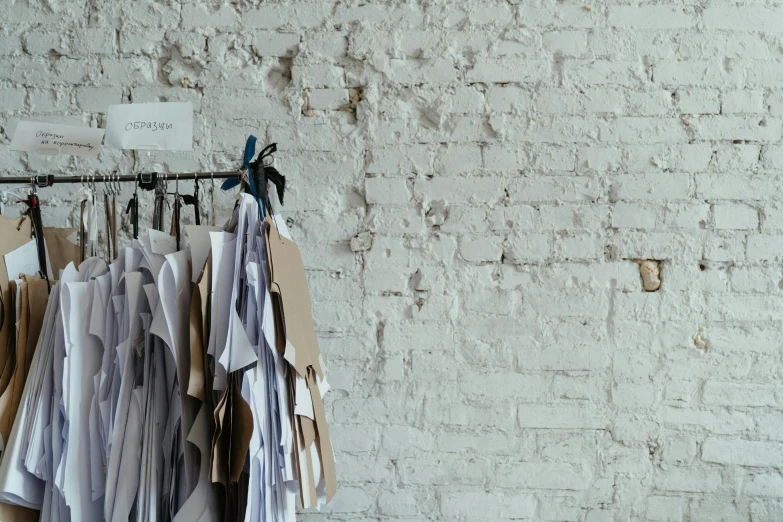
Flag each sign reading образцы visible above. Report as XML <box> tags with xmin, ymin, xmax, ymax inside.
<box><xmin>105</xmin><ymin>102</ymin><xmax>193</xmax><ymax>151</ymax></box>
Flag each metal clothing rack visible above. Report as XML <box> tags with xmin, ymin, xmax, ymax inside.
<box><xmin>0</xmin><ymin>171</ymin><xmax>242</xmax><ymax>190</ymax></box>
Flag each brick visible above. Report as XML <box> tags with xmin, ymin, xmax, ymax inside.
<box><xmin>662</xmin><ymin>407</ymin><xmax>753</xmax><ymax>434</ymax></box>
<box><xmin>440</xmin><ymin>491</ymin><xmax>536</xmax><ymax>519</ymax></box>
<box><xmin>460</xmin><ymin>372</ymin><xmax>549</xmax><ymax>399</ymax></box>
<box><xmin>627</xmin><ymin>91</ymin><xmax>673</xmax><ymax>116</ymax></box>
<box><xmin>387</xmin><ymin>59</ymin><xmax>456</xmax><ymax>85</ymax></box>
<box><xmin>646</xmin><ymin>496</ymin><xmax>684</xmax><ymax>522</ymax></box>
<box><xmin>381</xmin><ymin>426</ymin><xmax>433</xmax><ymax>455</ymax></box>
<box><xmin>487</xmin><ymin>85</ymin><xmax>532</xmax><ymax>112</ymax></box>
<box><xmin>653</xmin><ymin>468</ymin><xmax>722</xmax><ymax>493</ymax></box>
<box><xmin>542</xmin><ymin>31</ymin><xmax>587</xmax><ymax>56</ymax></box>
<box><xmin>609</xmin><ymin>6</ymin><xmax>694</xmax><ymax>29</ymax></box>
<box><xmin>746</xmin><ymin>473</ymin><xmax>783</xmax><ymax>497</ymax></box>
<box><xmin>436</xmin><ymin>144</ymin><xmax>482</xmax><ymax>173</ymax></box>
<box><xmin>703</xmin><ymin>382</ymin><xmax>777</xmax><ymax>407</ymax></box>
<box><xmin>566</xmin><ymin>60</ymin><xmax>647</xmax><ymax>86</ymax></box>
<box><xmin>613</xmin><ymin>382</ymin><xmax>657</xmax><ymax>408</ymax></box>
<box><xmin>75</xmin><ymin>86</ymin><xmax>122</xmax><ymax>113</ymax></box>
<box><xmin>306</xmin><ymin>88</ymin><xmax>349</xmax><ymax>110</ymax></box>
<box><xmin>0</xmin><ymin>87</ymin><xmax>26</xmax><ymax>108</ymax></box>
<box><xmin>459</xmin><ymin>236</ymin><xmax>502</xmax><ymax>263</ymax></box>
<box><xmin>612</xmin><ymin>174</ymin><xmax>690</xmax><ymax>201</ymax></box>
<box><xmin>748</xmin><ymin>235</ymin><xmax>783</xmax><ymax>261</ymax></box>
<box><xmin>497</xmin><ymin>462</ymin><xmax>589</xmax><ymax>490</ymax></box>
<box><xmin>182</xmin><ymin>3</ymin><xmax>239</xmax><ymax>28</ymax></box>
<box><xmin>656</xmin><ymin>61</ymin><xmax>741</xmax><ymax>86</ymax></box>
<box><xmin>71</xmin><ymin>28</ymin><xmax>115</xmax><ymax>56</ymax></box>
<box><xmin>366</xmin><ymin>146</ymin><xmax>432</xmax><ymax>174</ymax></box>
<box><xmin>611</xmin><ymin>202</ymin><xmax>658</xmax><ymax>229</ymax></box>
<box><xmin>120</xmin><ymin>27</ymin><xmax>166</xmax><ymax>55</ymax></box>
<box><xmin>553</xmin><ymin>375</ymin><xmax>604</xmax><ymax>400</ymax></box>
<box><xmin>304</xmin><ymin>32</ymin><xmax>347</xmax><ymax>58</ymax></box>
<box><xmin>252</xmin><ymin>31</ymin><xmax>299</xmax><ymax>57</ymax></box>
<box><xmin>704</xmin><ymin>7</ymin><xmax>783</xmax><ymax>31</ymax></box>
<box><xmin>714</xmin><ymin>203</ymin><xmax>758</xmax><ymax>230</ymax></box>
<box><xmin>378</xmin><ymin>489</ymin><xmax>423</xmax><ymax>517</ymax></box>
<box><xmin>579</xmin><ymin>147</ymin><xmax>621</xmax><ymax>171</ymax></box>
<box><xmin>518</xmin><ymin>404</ymin><xmax>611</xmax><ymax>430</ymax></box>
<box><xmin>674</xmin><ymin>88</ymin><xmax>721</xmax><ymax>114</ymax></box>
<box><xmin>703</xmin><ymin>439</ymin><xmax>783</xmax><ymax>467</ymax></box>
<box><xmin>695</xmin><ymin>116</ymin><xmax>783</xmax><ymax>142</ymax></box>
<box><xmin>519</xmin><ymin>4</ymin><xmax>599</xmax><ymax>28</ymax></box>
<box><xmin>466</xmin><ymin>58</ymin><xmax>550</xmax><ymax>83</ymax></box>
<box><xmin>723</xmin><ymin>90</ymin><xmax>765</xmax><ymax>114</ymax></box>
<box><xmin>331</xmin><ymin>425</ymin><xmax>377</xmax><ymax>453</ymax></box>
<box><xmin>292</xmin><ymin>64</ymin><xmax>345</xmax><ymax>88</ymax></box>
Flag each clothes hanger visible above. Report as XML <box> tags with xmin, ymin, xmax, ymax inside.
<box><xmin>24</xmin><ymin>177</ymin><xmax>49</xmax><ymax>289</ymax></box>
<box><xmin>153</xmin><ymin>175</ymin><xmax>166</xmax><ymax>232</ymax></box>
<box><xmin>102</xmin><ymin>175</ymin><xmax>112</xmax><ymax>262</ymax></box>
<box><xmin>110</xmin><ymin>174</ymin><xmax>118</xmax><ymax>260</ymax></box>
<box><xmin>171</xmin><ymin>173</ymin><xmax>182</xmax><ymax>250</ymax></box>
<box><xmin>180</xmin><ymin>175</ymin><xmax>201</xmax><ymax>226</ymax></box>
<box><xmin>126</xmin><ymin>175</ymin><xmax>140</xmax><ymax>239</ymax></box>
<box><xmin>210</xmin><ymin>171</ymin><xmax>215</xmax><ymax>226</ymax></box>
<box><xmin>79</xmin><ymin>176</ymin><xmax>86</xmax><ymax>262</ymax></box>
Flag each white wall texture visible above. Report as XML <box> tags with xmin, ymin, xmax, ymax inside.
<box><xmin>2</xmin><ymin>0</ymin><xmax>783</xmax><ymax>520</ymax></box>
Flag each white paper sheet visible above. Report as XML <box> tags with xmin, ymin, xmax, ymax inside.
<box><xmin>149</xmin><ymin>230</ymin><xmax>177</xmax><ymax>256</ymax></box>
<box><xmin>184</xmin><ymin>225</ymin><xmax>222</xmax><ymax>283</ymax></box>
<box><xmin>10</xmin><ymin>121</ymin><xmax>105</xmax><ymax>157</ymax></box>
<box><xmin>105</xmin><ymin>102</ymin><xmax>193</xmax><ymax>151</ymax></box>
<box><xmin>4</xmin><ymin>240</ymin><xmax>40</xmax><ymax>281</ymax></box>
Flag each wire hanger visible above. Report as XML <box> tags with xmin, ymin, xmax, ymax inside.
<box><xmin>126</xmin><ymin>175</ymin><xmax>140</xmax><ymax>239</ymax></box>
<box><xmin>23</xmin><ymin>177</ymin><xmax>49</xmax><ymax>289</ymax></box>
<box><xmin>181</xmin><ymin>175</ymin><xmax>201</xmax><ymax>226</ymax></box>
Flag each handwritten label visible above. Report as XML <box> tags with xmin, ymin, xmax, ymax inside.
<box><xmin>105</xmin><ymin>102</ymin><xmax>193</xmax><ymax>151</ymax></box>
<box><xmin>4</xmin><ymin>240</ymin><xmax>40</xmax><ymax>281</ymax></box>
<box><xmin>10</xmin><ymin>121</ymin><xmax>105</xmax><ymax>157</ymax></box>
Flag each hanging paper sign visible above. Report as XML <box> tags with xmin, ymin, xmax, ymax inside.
<box><xmin>10</xmin><ymin>121</ymin><xmax>104</xmax><ymax>157</ymax></box>
<box><xmin>105</xmin><ymin>102</ymin><xmax>193</xmax><ymax>151</ymax></box>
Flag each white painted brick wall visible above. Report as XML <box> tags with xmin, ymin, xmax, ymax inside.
<box><xmin>1</xmin><ymin>1</ymin><xmax>783</xmax><ymax>521</ymax></box>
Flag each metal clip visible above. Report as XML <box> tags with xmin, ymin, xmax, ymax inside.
<box><xmin>34</xmin><ymin>175</ymin><xmax>53</xmax><ymax>188</ymax></box>
<box><xmin>138</xmin><ymin>172</ymin><xmax>157</xmax><ymax>191</ymax></box>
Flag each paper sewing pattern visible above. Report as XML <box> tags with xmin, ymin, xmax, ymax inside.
<box><xmin>0</xmin><ymin>189</ymin><xmax>336</xmax><ymax>521</ymax></box>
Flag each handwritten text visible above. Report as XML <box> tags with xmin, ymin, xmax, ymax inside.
<box><xmin>124</xmin><ymin>122</ymin><xmax>174</xmax><ymax>132</ymax></box>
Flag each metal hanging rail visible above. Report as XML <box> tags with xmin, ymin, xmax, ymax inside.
<box><xmin>0</xmin><ymin>171</ymin><xmax>243</xmax><ymax>189</ymax></box>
